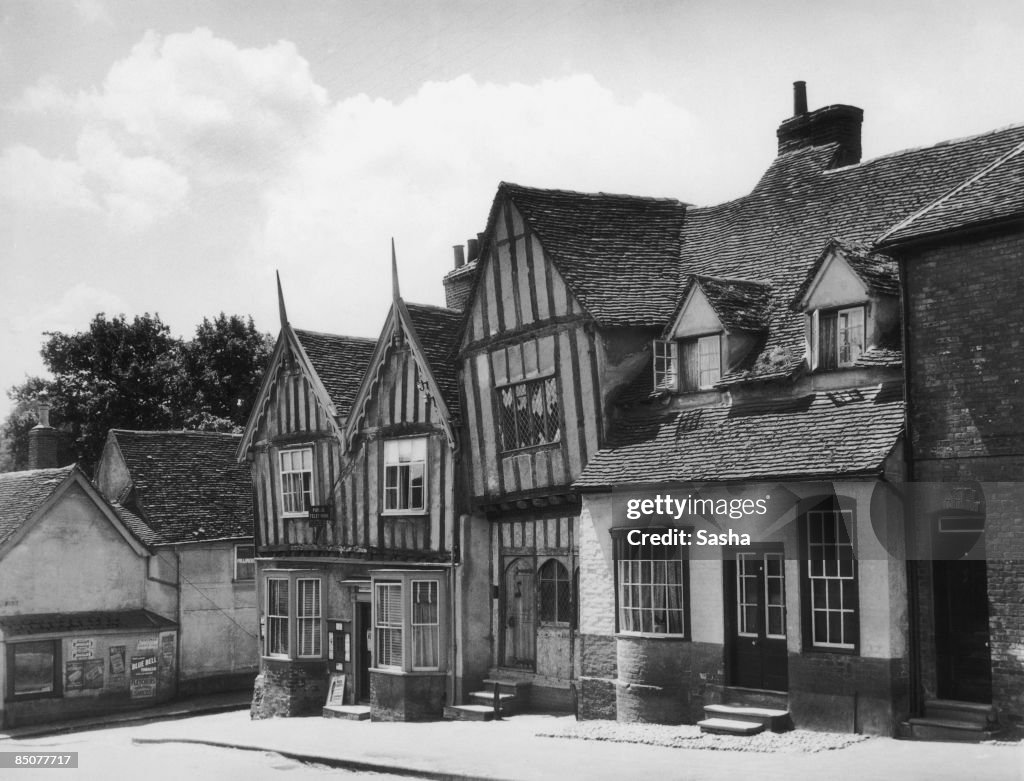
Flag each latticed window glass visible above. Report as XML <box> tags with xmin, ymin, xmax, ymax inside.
<box><xmin>279</xmin><ymin>448</ymin><xmax>313</xmax><ymax>515</ymax></box>
<box><xmin>266</xmin><ymin>578</ymin><xmax>289</xmax><ymax>656</ymax></box>
<box><xmin>411</xmin><ymin>581</ymin><xmax>439</xmax><ymax>669</ymax></box>
<box><xmin>384</xmin><ymin>438</ymin><xmax>426</xmax><ymax>512</ymax></box>
<box><xmin>497</xmin><ymin>377</ymin><xmax>560</xmax><ymax>451</ymax></box>
<box><xmin>375</xmin><ymin>583</ymin><xmax>403</xmax><ymax>668</ymax></box>
<box><xmin>806</xmin><ymin>509</ymin><xmax>857</xmax><ymax>649</ymax></box>
<box><xmin>297</xmin><ymin>579</ymin><xmax>321</xmax><ymax>657</ymax></box>
<box><xmin>538</xmin><ymin>559</ymin><xmax>572</xmax><ymax>625</ymax></box>
<box><xmin>616</xmin><ymin>536</ymin><xmax>687</xmax><ymax>635</ymax></box>
<box><xmin>653</xmin><ymin>340</ymin><xmax>677</xmax><ymax>391</ymax></box>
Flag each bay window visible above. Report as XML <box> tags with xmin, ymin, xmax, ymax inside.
<box><xmin>613</xmin><ymin>530</ymin><xmax>689</xmax><ymax>637</ymax></box>
<box><xmin>371</xmin><ymin>570</ymin><xmax>447</xmax><ymax>673</ymax></box>
<box><xmin>263</xmin><ymin>571</ymin><xmax>323</xmax><ymax>659</ymax></box>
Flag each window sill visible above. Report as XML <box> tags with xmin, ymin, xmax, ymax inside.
<box><xmin>615</xmin><ymin>632</ymin><xmax>690</xmax><ymax>641</ymax></box>
<box><xmin>499</xmin><ymin>441</ymin><xmax>561</xmax><ymax>457</ymax></box>
<box><xmin>371</xmin><ymin>667</ymin><xmax>447</xmax><ymax>677</ymax></box>
<box><xmin>381</xmin><ymin>509</ymin><xmax>428</xmax><ymax>517</ymax></box>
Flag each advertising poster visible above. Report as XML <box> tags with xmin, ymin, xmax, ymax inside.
<box><xmin>129</xmin><ymin>654</ymin><xmax>158</xmax><ymax>699</ymax></box>
<box><xmin>64</xmin><ymin>661</ymin><xmax>84</xmax><ymax>692</ymax></box>
<box><xmin>69</xmin><ymin>638</ymin><xmax>95</xmax><ymax>660</ymax></box>
<box><xmin>83</xmin><ymin>658</ymin><xmax>104</xmax><ymax>689</ymax></box>
<box><xmin>108</xmin><ymin>645</ymin><xmax>128</xmax><ymax>691</ymax></box>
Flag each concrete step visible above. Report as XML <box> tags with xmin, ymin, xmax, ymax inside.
<box><xmin>720</xmin><ymin>686</ymin><xmax>789</xmax><ymax>711</ymax></box>
<box><xmin>483</xmin><ymin>677</ymin><xmax>533</xmax><ymax>695</ymax></box>
<box><xmin>698</xmin><ymin>717</ymin><xmax>766</xmax><ymax>736</ymax></box>
<box><xmin>443</xmin><ymin>704</ymin><xmax>499</xmax><ymax>721</ymax></box>
<box><xmin>923</xmin><ymin>699</ymin><xmax>997</xmax><ymax>728</ymax></box>
<box><xmin>322</xmin><ymin>705</ymin><xmax>370</xmax><ymax>720</ymax></box>
<box><xmin>704</xmin><ymin>704</ymin><xmax>791</xmax><ymax>732</ymax></box>
<box><xmin>906</xmin><ymin>716</ymin><xmax>999</xmax><ymax>742</ymax></box>
<box><xmin>468</xmin><ymin>691</ymin><xmax>518</xmax><ymax>714</ymax></box>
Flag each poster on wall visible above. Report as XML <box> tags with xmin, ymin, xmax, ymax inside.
<box><xmin>69</xmin><ymin>638</ymin><xmax>95</xmax><ymax>660</ymax></box>
<box><xmin>83</xmin><ymin>658</ymin><xmax>104</xmax><ymax>689</ymax></box>
<box><xmin>65</xmin><ymin>661</ymin><xmax>84</xmax><ymax>692</ymax></box>
<box><xmin>136</xmin><ymin>638</ymin><xmax>158</xmax><ymax>653</ymax></box>
<box><xmin>108</xmin><ymin>645</ymin><xmax>128</xmax><ymax>690</ymax></box>
<box><xmin>130</xmin><ymin>654</ymin><xmax>158</xmax><ymax>699</ymax></box>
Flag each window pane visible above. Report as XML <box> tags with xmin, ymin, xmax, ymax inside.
<box><xmin>616</xmin><ymin>538</ymin><xmax>686</xmax><ymax>635</ymax></box>
<box><xmin>13</xmin><ymin>642</ymin><xmax>56</xmax><ymax>695</ymax></box>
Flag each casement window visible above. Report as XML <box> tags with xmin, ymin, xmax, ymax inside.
<box><xmin>371</xmin><ymin>571</ymin><xmax>447</xmax><ymax>673</ymax></box>
<box><xmin>7</xmin><ymin>640</ymin><xmax>60</xmax><ymax>699</ymax></box>
<box><xmin>264</xmin><ymin>572</ymin><xmax>323</xmax><ymax>659</ymax></box>
<box><xmin>497</xmin><ymin>376</ymin><xmax>561</xmax><ymax>451</ymax></box>
<box><xmin>676</xmin><ymin>334</ymin><xmax>722</xmax><ymax>391</ymax></box>
<box><xmin>234</xmin><ymin>544</ymin><xmax>255</xmax><ymax>581</ymax></box>
<box><xmin>279</xmin><ymin>448</ymin><xmax>314</xmax><ymax>516</ymax></box>
<box><xmin>265</xmin><ymin>577</ymin><xmax>290</xmax><ymax>656</ymax></box>
<box><xmin>817</xmin><ymin>306</ymin><xmax>865</xmax><ymax>370</ymax></box>
<box><xmin>613</xmin><ymin>531</ymin><xmax>689</xmax><ymax>636</ymax></box>
<box><xmin>538</xmin><ymin>559</ymin><xmax>573</xmax><ymax>625</ymax></box>
<box><xmin>804</xmin><ymin>509</ymin><xmax>858</xmax><ymax>651</ymax></box>
<box><xmin>653</xmin><ymin>340</ymin><xmax>678</xmax><ymax>391</ymax></box>
<box><xmin>384</xmin><ymin>438</ymin><xmax>426</xmax><ymax>513</ymax></box>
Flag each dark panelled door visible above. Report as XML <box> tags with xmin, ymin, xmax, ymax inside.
<box><xmin>727</xmin><ymin>549</ymin><xmax>788</xmax><ymax>691</ymax></box>
<box><xmin>934</xmin><ymin>560</ymin><xmax>992</xmax><ymax>702</ymax></box>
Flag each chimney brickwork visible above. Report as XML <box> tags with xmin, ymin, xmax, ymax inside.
<box><xmin>777</xmin><ymin>82</ymin><xmax>863</xmax><ymax>167</ymax></box>
<box><xmin>28</xmin><ymin>402</ymin><xmax>59</xmax><ymax>470</ymax></box>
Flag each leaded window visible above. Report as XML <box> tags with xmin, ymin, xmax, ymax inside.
<box><xmin>497</xmin><ymin>376</ymin><xmax>560</xmax><ymax>451</ymax></box>
<box><xmin>538</xmin><ymin>559</ymin><xmax>572</xmax><ymax>625</ymax></box>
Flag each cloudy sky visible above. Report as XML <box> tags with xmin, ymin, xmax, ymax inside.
<box><xmin>2</xmin><ymin>0</ymin><xmax>1023</xmax><ymax>420</ymax></box>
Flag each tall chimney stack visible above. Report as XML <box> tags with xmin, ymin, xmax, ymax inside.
<box><xmin>793</xmin><ymin>80</ymin><xmax>808</xmax><ymax>115</ymax></box>
<box><xmin>776</xmin><ymin>81</ymin><xmax>863</xmax><ymax>167</ymax></box>
<box><xmin>453</xmin><ymin>244</ymin><xmax>466</xmax><ymax>269</ymax></box>
<box><xmin>28</xmin><ymin>401</ymin><xmax>59</xmax><ymax>470</ymax></box>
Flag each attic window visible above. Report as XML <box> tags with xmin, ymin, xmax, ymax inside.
<box><xmin>678</xmin><ymin>334</ymin><xmax>722</xmax><ymax>391</ymax></box>
<box><xmin>653</xmin><ymin>340</ymin><xmax>677</xmax><ymax>391</ymax></box>
<box><xmin>817</xmin><ymin>306</ymin><xmax>864</xmax><ymax>370</ymax></box>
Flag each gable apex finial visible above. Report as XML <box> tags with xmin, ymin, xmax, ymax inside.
<box><xmin>391</xmin><ymin>237</ymin><xmax>401</xmax><ymax>303</ymax></box>
<box><xmin>276</xmin><ymin>270</ymin><xmax>289</xmax><ymax>327</ymax></box>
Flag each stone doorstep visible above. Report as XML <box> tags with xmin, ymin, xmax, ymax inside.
<box><xmin>483</xmin><ymin>677</ymin><xmax>535</xmax><ymax>693</ymax></box>
<box><xmin>703</xmin><ymin>704</ymin><xmax>792</xmax><ymax>732</ymax></box>
<box><xmin>322</xmin><ymin>705</ymin><xmax>371</xmax><ymax>721</ymax></box>
<box><xmin>697</xmin><ymin>717</ymin><xmax>766</xmax><ymax>736</ymax></box>
<box><xmin>443</xmin><ymin>704</ymin><xmax>499</xmax><ymax>721</ymax></box>
<box><xmin>905</xmin><ymin>717</ymin><xmax>999</xmax><ymax>743</ymax></box>
<box><xmin>924</xmin><ymin>699</ymin><xmax>997</xmax><ymax>727</ymax></box>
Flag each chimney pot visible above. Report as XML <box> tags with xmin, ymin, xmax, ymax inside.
<box><xmin>453</xmin><ymin>245</ymin><xmax>466</xmax><ymax>269</ymax></box>
<box><xmin>28</xmin><ymin>401</ymin><xmax>59</xmax><ymax>469</ymax></box>
<box><xmin>793</xmin><ymin>81</ymin><xmax>808</xmax><ymax>115</ymax></box>
<box><xmin>467</xmin><ymin>238</ymin><xmax>480</xmax><ymax>263</ymax></box>
<box><xmin>36</xmin><ymin>402</ymin><xmax>51</xmax><ymax>429</ymax></box>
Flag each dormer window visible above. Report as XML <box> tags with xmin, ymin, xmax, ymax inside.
<box><xmin>653</xmin><ymin>340</ymin><xmax>677</xmax><ymax>391</ymax></box>
<box><xmin>818</xmin><ymin>306</ymin><xmax>865</xmax><ymax>369</ymax></box>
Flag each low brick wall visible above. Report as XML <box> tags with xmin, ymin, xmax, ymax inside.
<box><xmin>615</xmin><ymin>637</ymin><xmax>722</xmax><ymax>724</ymax></box>
<box><xmin>250</xmin><ymin>658</ymin><xmax>329</xmax><ymax>719</ymax></box>
<box><xmin>370</xmin><ymin>671</ymin><xmax>446</xmax><ymax>721</ymax></box>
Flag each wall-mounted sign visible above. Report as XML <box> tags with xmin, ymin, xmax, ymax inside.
<box><xmin>69</xmin><ymin>638</ymin><xmax>95</xmax><ymax>660</ymax></box>
<box><xmin>130</xmin><ymin>655</ymin><xmax>158</xmax><ymax>699</ymax></box>
<box><xmin>308</xmin><ymin>505</ymin><xmax>331</xmax><ymax>521</ymax></box>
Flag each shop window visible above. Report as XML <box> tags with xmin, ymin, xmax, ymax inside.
<box><xmin>538</xmin><ymin>559</ymin><xmax>572</xmax><ymax>625</ymax></box>
<box><xmin>279</xmin><ymin>448</ymin><xmax>314</xmax><ymax>516</ymax></box>
<box><xmin>263</xmin><ymin>571</ymin><xmax>323</xmax><ymax>660</ymax></box>
<box><xmin>613</xmin><ymin>530</ymin><xmax>689</xmax><ymax>636</ymax></box>
<box><xmin>803</xmin><ymin>508</ymin><xmax>858</xmax><ymax>651</ymax></box>
<box><xmin>7</xmin><ymin>640</ymin><xmax>60</xmax><ymax>699</ymax></box>
<box><xmin>384</xmin><ymin>438</ymin><xmax>427</xmax><ymax>513</ymax></box>
<box><xmin>234</xmin><ymin>544</ymin><xmax>255</xmax><ymax>581</ymax></box>
<box><xmin>371</xmin><ymin>571</ymin><xmax>446</xmax><ymax>673</ymax></box>
<box><xmin>496</xmin><ymin>377</ymin><xmax>561</xmax><ymax>451</ymax></box>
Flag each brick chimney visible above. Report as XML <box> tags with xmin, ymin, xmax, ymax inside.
<box><xmin>776</xmin><ymin>81</ymin><xmax>863</xmax><ymax>167</ymax></box>
<box><xmin>29</xmin><ymin>401</ymin><xmax>59</xmax><ymax>469</ymax></box>
<box><xmin>442</xmin><ymin>234</ymin><xmax>482</xmax><ymax>311</ymax></box>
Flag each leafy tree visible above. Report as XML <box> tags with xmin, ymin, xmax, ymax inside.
<box><xmin>1</xmin><ymin>312</ymin><xmax>273</xmax><ymax>474</ymax></box>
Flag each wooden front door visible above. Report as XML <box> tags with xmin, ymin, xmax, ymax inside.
<box><xmin>503</xmin><ymin>558</ymin><xmax>536</xmax><ymax>669</ymax></box>
<box><xmin>726</xmin><ymin>549</ymin><xmax>788</xmax><ymax>691</ymax></box>
<box><xmin>934</xmin><ymin>560</ymin><xmax>992</xmax><ymax>702</ymax></box>
<box><xmin>356</xmin><ymin>601</ymin><xmax>372</xmax><ymax>702</ymax></box>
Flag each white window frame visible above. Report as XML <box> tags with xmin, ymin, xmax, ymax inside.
<box><xmin>263</xmin><ymin>571</ymin><xmax>324</xmax><ymax>660</ymax></box>
<box><xmin>383</xmin><ymin>438</ymin><xmax>427</xmax><ymax>514</ymax></box>
<box><xmin>836</xmin><ymin>306</ymin><xmax>865</xmax><ymax>367</ymax></box>
<box><xmin>696</xmin><ymin>334</ymin><xmax>722</xmax><ymax>389</ymax></box>
<box><xmin>806</xmin><ymin>509</ymin><xmax>857</xmax><ymax>651</ymax></box>
<box><xmin>296</xmin><ymin>578</ymin><xmax>322</xmax><ymax>658</ymax></box>
<box><xmin>375</xmin><ymin>582</ymin><xmax>404</xmax><ymax>669</ymax></box>
<box><xmin>371</xmin><ymin>571</ymin><xmax>447</xmax><ymax>674</ymax></box>
<box><xmin>265</xmin><ymin>577</ymin><xmax>290</xmax><ymax>658</ymax></box>
<box><xmin>279</xmin><ymin>448</ymin><xmax>314</xmax><ymax>517</ymax></box>
<box><xmin>411</xmin><ymin>580</ymin><xmax>440</xmax><ymax>671</ymax></box>
<box><xmin>653</xmin><ymin>340</ymin><xmax>678</xmax><ymax>391</ymax></box>
<box><xmin>234</xmin><ymin>543</ymin><xmax>255</xmax><ymax>581</ymax></box>
<box><xmin>615</xmin><ymin>534</ymin><xmax>688</xmax><ymax>637</ymax></box>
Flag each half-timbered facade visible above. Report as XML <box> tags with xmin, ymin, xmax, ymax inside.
<box><xmin>239</xmin><ymin>270</ymin><xmax>487</xmax><ymax>721</ymax></box>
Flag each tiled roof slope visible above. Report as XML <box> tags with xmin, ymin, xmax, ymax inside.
<box><xmin>111</xmin><ymin>430</ymin><xmax>252</xmax><ymax>543</ymax></box>
<box><xmin>686</xmin><ymin>276</ymin><xmax>772</xmax><ymax>333</ymax></box>
<box><xmin>879</xmin><ymin>139</ymin><xmax>1024</xmax><ymax>245</ymax></box>
<box><xmin>679</xmin><ymin>125</ymin><xmax>1024</xmax><ymax>383</ymax></box>
<box><xmin>293</xmin><ymin>330</ymin><xmax>376</xmax><ymax>417</ymax></box>
<box><xmin>501</xmin><ymin>183</ymin><xmax>688</xmax><ymax>326</ymax></box>
<box><xmin>0</xmin><ymin>465</ymin><xmax>75</xmax><ymax>548</ymax></box>
<box><xmin>405</xmin><ymin>303</ymin><xmax>463</xmax><ymax>417</ymax></box>
<box><xmin>576</xmin><ymin>383</ymin><xmax>904</xmax><ymax>488</ymax></box>
<box><xmin>0</xmin><ymin>610</ymin><xmax>176</xmax><ymax>636</ymax></box>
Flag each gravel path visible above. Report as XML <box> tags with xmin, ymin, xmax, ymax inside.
<box><xmin>537</xmin><ymin>720</ymin><xmax>871</xmax><ymax>753</ymax></box>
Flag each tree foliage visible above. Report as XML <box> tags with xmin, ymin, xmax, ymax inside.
<box><xmin>1</xmin><ymin>312</ymin><xmax>273</xmax><ymax>474</ymax></box>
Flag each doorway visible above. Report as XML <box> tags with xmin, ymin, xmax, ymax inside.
<box><xmin>934</xmin><ymin>560</ymin><xmax>992</xmax><ymax>702</ymax></box>
<box><xmin>355</xmin><ymin>601</ymin><xmax>372</xmax><ymax>703</ymax></box>
<box><xmin>724</xmin><ymin>547</ymin><xmax>788</xmax><ymax>691</ymax></box>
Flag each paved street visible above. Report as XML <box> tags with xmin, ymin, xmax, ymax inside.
<box><xmin>3</xmin><ymin>709</ymin><xmax>1022</xmax><ymax>781</ymax></box>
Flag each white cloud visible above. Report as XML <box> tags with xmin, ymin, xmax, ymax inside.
<box><xmin>10</xmin><ymin>282</ymin><xmax>128</xmax><ymax>337</ymax></box>
<box><xmin>0</xmin><ymin>145</ymin><xmax>98</xmax><ymax>212</ymax></box>
<box><xmin>74</xmin><ymin>0</ymin><xmax>112</xmax><ymax>26</ymax></box>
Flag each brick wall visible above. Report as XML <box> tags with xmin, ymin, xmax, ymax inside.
<box><xmin>904</xmin><ymin>228</ymin><xmax>1024</xmax><ymax>722</ymax></box>
<box><xmin>250</xmin><ymin>659</ymin><xmax>329</xmax><ymax>719</ymax></box>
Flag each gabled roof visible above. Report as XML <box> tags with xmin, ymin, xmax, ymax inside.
<box><xmin>485</xmin><ymin>182</ymin><xmax>688</xmax><ymax>326</ymax></box>
<box><xmin>677</xmin><ymin>124</ymin><xmax>1024</xmax><ymax>384</ymax></box>
<box><xmin>576</xmin><ymin>383</ymin><xmax>904</xmax><ymax>488</ymax></box>
<box><xmin>292</xmin><ymin>330</ymin><xmax>377</xmax><ymax>418</ymax></box>
<box><xmin>666</xmin><ymin>275</ymin><xmax>772</xmax><ymax>337</ymax></box>
<box><xmin>879</xmin><ymin>139</ymin><xmax>1024</xmax><ymax>246</ymax></box>
<box><xmin>107</xmin><ymin>430</ymin><xmax>252</xmax><ymax>544</ymax></box>
<box><xmin>404</xmin><ymin>303</ymin><xmax>463</xmax><ymax>416</ymax></box>
<box><xmin>790</xmin><ymin>239</ymin><xmax>899</xmax><ymax>311</ymax></box>
<box><xmin>0</xmin><ymin>465</ymin><xmax>76</xmax><ymax>548</ymax></box>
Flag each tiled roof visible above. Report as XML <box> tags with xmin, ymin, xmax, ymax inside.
<box><xmin>675</xmin><ymin>275</ymin><xmax>773</xmax><ymax>334</ymax></box>
<box><xmin>879</xmin><ymin>139</ymin><xmax>1024</xmax><ymax>245</ymax></box>
<box><xmin>110</xmin><ymin>430</ymin><xmax>252</xmax><ymax>544</ymax></box>
<box><xmin>111</xmin><ymin>501</ymin><xmax>159</xmax><ymax>546</ymax></box>
<box><xmin>853</xmin><ymin>346</ymin><xmax>903</xmax><ymax>368</ymax></box>
<box><xmin>790</xmin><ymin>239</ymin><xmax>899</xmax><ymax>310</ymax></box>
<box><xmin>0</xmin><ymin>610</ymin><xmax>176</xmax><ymax>636</ymax></box>
<box><xmin>293</xmin><ymin>329</ymin><xmax>376</xmax><ymax>418</ymax></box>
<box><xmin>0</xmin><ymin>465</ymin><xmax>76</xmax><ymax>548</ymax></box>
<box><xmin>405</xmin><ymin>302</ymin><xmax>463</xmax><ymax>416</ymax></box>
<box><xmin>575</xmin><ymin>383</ymin><xmax>905</xmax><ymax>488</ymax></box>
<box><xmin>679</xmin><ymin>124</ymin><xmax>1024</xmax><ymax>383</ymax></box>
<box><xmin>499</xmin><ymin>182</ymin><xmax>688</xmax><ymax>326</ymax></box>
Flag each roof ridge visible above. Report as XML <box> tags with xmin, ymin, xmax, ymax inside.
<box><xmin>112</xmin><ymin>429</ymin><xmax>241</xmax><ymax>437</ymax></box>
<box><xmin>695</xmin><ymin>273</ymin><xmax>772</xmax><ymax>286</ymax></box>
<box><xmin>500</xmin><ymin>180</ymin><xmax>688</xmax><ymax>206</ymax></box>
<box><xmin>292</xmin><ymin>327</ymin><xmax>377</xmax><ymax>343</ymax></box>
<box><xmin>404</xmin><ymin>301</ymin><xmax>462</xmax><ymax>315</ymax></box>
